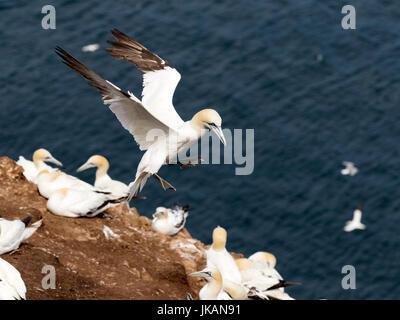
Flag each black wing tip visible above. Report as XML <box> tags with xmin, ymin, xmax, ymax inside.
<box><xmin>21</xmin><ymin>216</ymin><xmax>33</xmax><ymax>227</ymax></box>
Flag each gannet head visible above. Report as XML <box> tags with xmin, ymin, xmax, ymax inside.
<box><xmin>192</xmin><ymin>109</ymin><xmax>226</xmax><ymax>146</ymax></box>
<box><xmin>189</xmin><ymin>266</ymin><xmax>222</xmax><ymax>284</ymax></box>
<box><xmin>77</xmin><ymin>155</ymin><xmax>109</xmax><ymax>175</ymax></box>
<box><xmin>212</xmin><ymin>226</ymin><xmax>227</xmax><ymax>251</ymax></box>
<box><xmin>235</xmin><ymin>258</ymin><xmax>254</xmax><ymax>271</ymax></box>
<box><xmin>33</xmin><ymin>148</ymin><xmax>63</xmax><ymax>167</ymax></box>
<box><xmin>249</xmin><ymin>251</ymin><xmax>277</xmax><ymax>269</ymax></box>
<box><xmin>152</xmin><ymin>207</ymin><xmax>168</xmax><ymax>219</ymax></box>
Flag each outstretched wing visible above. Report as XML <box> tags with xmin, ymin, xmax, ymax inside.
<box><xmin>56</xmin><ymin>47</ymin><xmax>173</xmax><ymax>151</ymax></box>
<box><xmin>106</xmin><ymin>29</ymin><xmax>185</xmax><ymax>130</ymax></box>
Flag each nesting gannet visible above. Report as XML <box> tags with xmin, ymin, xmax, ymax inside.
<box><xmin>344</xmin><ymin>205</ymin><xmax>366</xmax><ymax>232</ymax></box>
<box><xmin>206</xmin><ymin>226</ymin><xmax>242</xmax><ymax>286</ymax></box>
<box><xmin>0</xmin><ymin>216</ymin><xmax>42</xmax><ymax>255</ymax></box>
<box><xmin>0</xmin><ymin>258</ymin><xmax>26</xmax><ymax>300</ymax></box>
<box><xmin>152</xmin><ymin>204</ymin><xmax>189</xmax><ymax>236</ymax></box>
<box><xmin>36</xmin><ymin>169</ymin><xmax>104</xmax><ymax>199</ymax></box>
<box><xmin>235</xmin><ymin>258</ymin><xmax>299</xmax><ymax>300</ymax></box>
<box><xmin>56</xmin><ymin>29</ymin><xmax>226</xmax><ymax>201</ymax></box>
<box><xmin>47</xmin><ymin>188</ymin><xmax>126</xmax><ymax>218</ymax></box>
<box><xmin>341</xmin><ymin>161</ymin><xmax>358</xmax><ymax>176</ymax></box>
<box><xmin>17</xmin><ymin>148</ymin><xmax>63</xmax><ymax>183</ymax></box>
<box><xmin>248</xmin><ymin>251</ymin><xmax>282</xmax><ymax>279</ymax></box>
<box><xmin>189</xmin><ymin>267</ymin><xmax>247</xmax><ymax>300</ymax></box>
<box><xmin>77</xmin><ymin>155</ymin><xmax>129</xmax><ymax>197</ymax></box>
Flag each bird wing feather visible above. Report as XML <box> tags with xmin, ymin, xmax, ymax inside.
<box><xmin>55</xmin><ymin>46</ymin><xmax>174</xmax><ymax>151</ymax></box>
<box><xmin>106</xmin><ymin>29</ymin><xmax>185</xmax><ymax>131</ymax></box>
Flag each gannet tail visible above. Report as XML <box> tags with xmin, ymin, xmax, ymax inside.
<box><xmin>22</xmin><ymin>219</ymin><xmax>43</xmax><ymax>241</ymax></box>
<box><xmin>127</xmin><ymin>172</ymin><xmax>151</xmax><ymax>201</ymax></box>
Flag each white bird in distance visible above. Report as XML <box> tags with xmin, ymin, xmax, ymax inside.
<box><xmin>56</xmin><ymin>29</ymin><xmax>227</xmax><ymax>201</ymax></box>
<box><xmin>341</xmin><ymin>161</ymin><xmax>358</xmax><ymax>176</ymax></box>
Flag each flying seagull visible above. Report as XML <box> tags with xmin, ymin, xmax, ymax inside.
<box><xmin>56</xmin><ymin>29</ymin><xmax>226</xmax><ymax>201</ymax></box>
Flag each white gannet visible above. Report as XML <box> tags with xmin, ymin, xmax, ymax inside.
<box><xmin>56</xmin><ymin>29</ymin><xmax>226</xmax><ymax>201</ymax></box>
<box><xmin>152</xmin><ymin>204</ymin><xmax>189</xmax><ymax>236</ymax></box>
<box><xmin>344</xmin><ymin>205</ymin><xmax>366</xmax><ymax>232</ymax></box>
<box><xmin>0</xmin><ymin>216</ymin><xmax>42</xmax><ymax>255</ymax></box>
<box><xmin>341</xmin><ymin>161</ymin><xmax>358</xmax><ymax>176</ymax></box>
<box><xmin>82</xmin><ymin>43</ymin><xmax>100</xmax><ymax>52</ymax></box>
<box><xmin>248</xmin><ymin>251</ymin><xmax>282</xmax><ymax>280</ymax></box>
<box><xmin>17</xmin><ymin>148</ymin><xmax>63</xmax><ymax>183</ymax></box>
<box><xmin>0</xmin><ymin>257</ymin><xmax>26</xmax><ymax>300</ymax></box>
<box><xmin>235</xmin><ymin>258</ymin><xmax>299</xmax><ymax>300</ymax></box>
<box><xmin>46</xmin><ymin>188</ymin><xmax>126</xmax><ymax>218</ymax></box>
<box><xmin>206</xmin><ymin>226</ymin><xmax>242</xmax><ymax>286</ymax></box>
<box><xmin>189</xmin><ymin>267</ymin><xmax>247</xmax><ymax>300</ymax></box>
<box><xmin>36</xmin><ymin>169</ymin><xmax>105</xmax><ymax>199</ymax></box>
<box><xmin>77</xmin><ymin>155</ymin><xmax>129</xmax><ymax>197</ymax></box>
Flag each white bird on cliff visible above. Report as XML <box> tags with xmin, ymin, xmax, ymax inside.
<box><xmin>344</xmin><ymin>205</ymin><xmax>366</xmax><ymax>232</ymax></box>
<box><xmin>77</xmin><ymin>155</ymin><xmax>129</xmax><ymax>198</ymax></box>
<box><xmin>206</xmin><ymin>226</ymin><xmax>243</xmax><ymax>287</ymax></box>
<box><xmin>17</xmin><ymin>148</ymin><xmax>63</xmax><ymax>183</ymax></box>
<box><xmin>36</xmin><ymin>169</ymin><xmax>103</xmax><ymax>199</ymax></box>
<box><xmin>0</xmin><ymin>216</ymin><xmax>42</xmax><ymax>255</ymax></box>
<box><xmin>56</xmin><ymin>29</ymin><xmax>226</xmax><ymax>201</ymax></box>
<box><xmin>248</xmin><ymin>251</ymin><xmax>282</xmax><ymax>280</ymax></box>
<box><xmin>152</xmin><ymin>204</ymin><xmax>189</xmax><ymax>236</ymax></box>
<box><xmin>189</xmin><ymin>266</ymin><xmax>247</xmax><ymax>300</ymax></box>
<box><xmin>0</xmin><ymin>257</ymin><xmax>26</xmax><ymax>300</ymax></box>
<box><xmin>235</xmin><ymin>258</ymin><xmax>299</xmax><ymax>300</ymax></box>
<box><xmin>46</xmin><ymin>188</ymin><xmax>126</xmax><ymax>218</ymax></box>
<box><xmin>341</xmin><ymin>161</ymin><xmax>358</xmax><ymax>176</ymax></box>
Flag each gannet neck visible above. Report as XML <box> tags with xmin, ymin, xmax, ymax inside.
<box><xmin>91</xmin><ymin>155</ymin><xmax>110</xmax><ymax>178</ymax></box>
<box><xmin>223</xmin><ymin>280</ymin><xmax>247</xmax><ymax>300</ymax></box>
<box><xmin>212</xmin><ymin>226</ymin><xmax>227</xmax><ymax>251</ymax></box>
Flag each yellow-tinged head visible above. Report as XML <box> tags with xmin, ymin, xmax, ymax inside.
<box><xmin>212</xmin><ymin>226</ymin><xmax>227</xmax><ymax>251</ymax></box>
<box><xmin>189</xmin><ymin>266</ymin><xmax>222</xmax><ymax>284</ymax></box>
<box><xmin>235</xmin><ymin>258</ymin><xmax>254</xmax><ymax>271</ymax></box>
<box><xmin>249</xmin><ymin>251</ymin><xmax>277</xmax><ymax>268</ymax></box>
<box><xmin>191</xmin><ymin>109</ymin><xmax>226</xmax><ymax>145</ymax></box>
<box><xmin>33</xmin><ymin>148</ymin><xmax>63</xmax><ymax>167</ymax></box>
<box><xmin>77</xmin><ymin>155</ymin><xmax>110</xmax><ymax>175</ymax></box>
<box><xmin>153</xmin><ymin>207</ymin><xmax>168</xmax><ymax>220</ymax></box>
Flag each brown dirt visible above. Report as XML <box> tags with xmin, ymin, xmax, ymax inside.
<box><xmin>0</xmin><ymin>156</ymin><xmax>243</xmax><ymax>300</ymax></box>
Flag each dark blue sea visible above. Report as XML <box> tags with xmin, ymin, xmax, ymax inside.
<box><xmin>1</xmin><ymin>0</ymin><xmax>400</xmax><ymax>299</ymax></box>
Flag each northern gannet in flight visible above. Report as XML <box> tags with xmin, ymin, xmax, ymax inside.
<box><xmin>77</xmin><ymin>155</ymin><xmax>129</xmax><ymax>198</ymax></box>
<box><xmin>17</xmin><ymin>148</ymin><xmax>62</xmax><ymax>183</ymax></box>
<box><xmin>0</xmin><ymin>258</ymin><xmax>26</xmax><ymax>300</ymax></box>
<box><xmin>206</xmin><ymin>226</ymin><xmax>242</xmax><ymax>287</ymax></box>
<box><xmin>46</xmin><ymin>188</ymin><xmax>126</xmax><ymax>218</ymax></box>
<box><xmin>56</xmin><ymin>29</ymin><xmax>226</xmax><ymax>201</ymax></box>
<box><xmin>341</xmin><ymin>161</ymin><xmax>358</xmax><ymax>176</ymax></box>
<box><xmin>189</xmin><ymin>267</ymin><xmax>247</xmax><ymax>300</ymax></box>
<box><xmin>235</xmin><ymin>258</ymin><xmax>299</xmax><ymax>300</ymax></box>
<box><xmin>0</xmin><ymin>216</ymin><xmax>42</xmax><ymax>255</ymax></box>
<box><xmin>152</xmin><ymin>204</ymin><xmax>189</xmax><ymax>236</ymax></box>
<box><xmin>344</xmin><ymin>205</ymin><xmax>366</xmax><ymax>232</ymax></box>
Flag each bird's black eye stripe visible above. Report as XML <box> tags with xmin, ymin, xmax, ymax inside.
<box><xmin>208</xmin><ymin>122</ymin><xmax>216</xmax><ymax>127</ymax></box>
